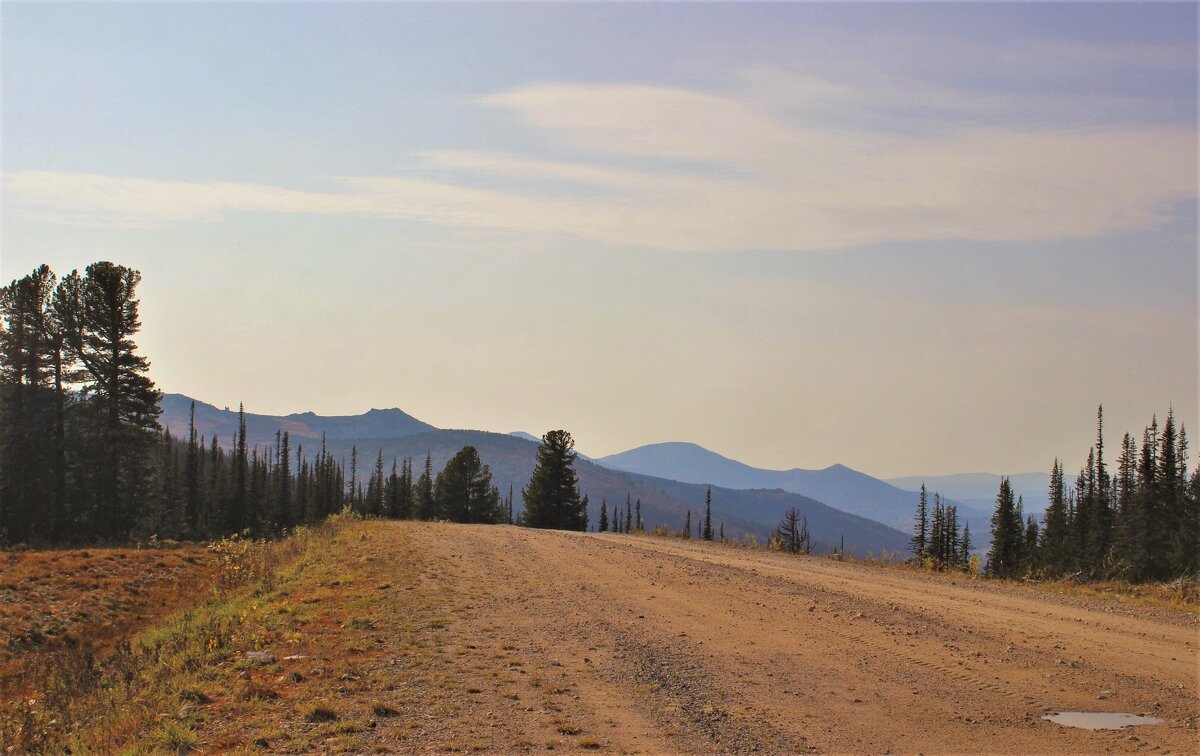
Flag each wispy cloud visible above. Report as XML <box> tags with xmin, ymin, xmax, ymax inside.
<box><xmin>5</xmin><ymin>78</ymin><xmax>1194</xmax><ymax>252</ymax></box>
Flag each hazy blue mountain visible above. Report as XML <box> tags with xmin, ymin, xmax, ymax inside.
<box><xmin>159</xmin><ymin>394</ymin><xmax>912</xmax><ymax>553</ymax></box>
<box><xmin>159</xmin><ymin>393</ymin><xmax>909</xmax><ymax>552</ymax></box>
<box><xmin>596</xmin><ymin>442</ymin><xmax>925</xmax><ymax>533</ymax></box>
<box><xmin>320</xmin><ymin>430</ymin><xmax>910</xmax><ymax>555</ymax></box>
<box><xmin>160</xmin><ymin>393</ymin><xmax>435</xmax><ymax>449</ymax></box>
<box><xmin>887</xmin><ymin>472</ymin><xmax>1050</xmax><ymax>516</ymax></box>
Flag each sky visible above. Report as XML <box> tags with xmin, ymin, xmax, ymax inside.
<box><xmin>1</xmin><ymin>2</ymin><xmax>1196</xmax><ymax>479</ymax></box>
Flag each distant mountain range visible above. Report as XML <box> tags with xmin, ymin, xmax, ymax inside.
<box><xmin>595</xmin><ymin>442</ymin><xmax>925</xmax><ymax>533</ymax></box>
<box><xmin>886</xmin><ymin>473</ymin><xmax>1050</xmax><ymax>516</ymax></box>
<box><xmin>161</xmin><ymin>393</ymin><xmax>434</xmax><ymax>448</ymax></box>
<box><xmin>159</xmin><ymin>395</ymin><xmax>911</xmax><ymax>555</ymax></box>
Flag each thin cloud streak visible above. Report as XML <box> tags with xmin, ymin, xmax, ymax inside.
<box><xmin>5</xmin><ymin>81</ymin><xmax>1194</xmax><ymax>253</ymax></box>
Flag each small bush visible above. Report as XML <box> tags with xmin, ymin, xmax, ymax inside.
<box><xmin>150</xmin><ymin>720</ymin><xmax>198</xmax><ymax>750</ymax></box>
<box><xmin>306</xmin><ymin>705</ymin><xmax>339</xmax><ymax>723</ymax></box>
<box><xmin>372</xmin><ymin>703</ymin><xmax>400</xmax><ymax>717</ymax></box>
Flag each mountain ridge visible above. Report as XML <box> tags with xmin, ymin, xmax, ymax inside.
<box><xmin>595</xmin><ymin>441</ymin><xmax>925</xmax><ymax>532</ymax></box>
<box><xmin>159</xmin><ymin>395</ymin><xmax>911</xmax><ymax>554</ymax></box>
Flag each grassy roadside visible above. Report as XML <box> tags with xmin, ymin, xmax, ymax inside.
<box><xmin>0</xmin><ymin>515</ymin><xmax>352</xmax><ymax>753</ymax></box>
<box><xmin>3</xmin><ymin>517</ymin><xmax>516</xmax><ymax>753</ymax></box>
<box><xmin>1021</xmin><ymin>575</ymin><xmax>1199</xmax><ymax>613</ymax></box>
<box><xmin>0</xmin><ymin>543</ymin><xmax>216</xmax><ymax>691</ymax></box>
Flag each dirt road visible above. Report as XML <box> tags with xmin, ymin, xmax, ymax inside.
<box><xmin>196</xmin><ymin>521</ymin><xmax>1198</xmax><ymax>753</ymax></box>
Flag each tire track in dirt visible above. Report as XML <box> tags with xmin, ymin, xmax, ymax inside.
<box><xmin>425</xmin><ymin>525</ymin><xmax>1197</xmax><ymax>754</ymax></box>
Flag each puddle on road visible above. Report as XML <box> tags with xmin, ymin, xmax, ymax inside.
<box><xmin>1043</xmin><ymin>712</ymin><xmax>1165</xmax><ymax>730</ymax></box>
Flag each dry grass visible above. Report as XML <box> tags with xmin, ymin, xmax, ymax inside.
<box><xmin>0</xmin><ymin>543</ymin><xmax>215</xmax><ymax>695</ymax></box>
<box><xmin>881</xmin><ymin>554</ymin><xmax>1198</xmax><ymax>613</ymax></box>
<box><xmin>1024</xmin><ymin>574</ymin><xmax>1200</xmax><ymax>613</ymax></box>
<box><xmin>0</xmin><ymin>517</ymin><xmax>347</xmax><ymax>753</ymax></box>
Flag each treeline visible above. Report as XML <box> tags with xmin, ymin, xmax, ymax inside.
<box><xmin>988</xmin><ymin>407</ymin><xmax>1198</xmax><ymax>582</ymax></box>
<box><xmin>909</xmin><ymin>484</ymin><xmax>974</xmax><ymax>572</ymax></box>
<box><xmin>0</xmin><ymin>262</ymin><xmax>362</xmax><ymax>544</ymax></box>
<box><xmin>601</xmin><ymin>485</ymin><xmax>725</xmax><ymax>543</ymax></box>
<box><xmin>596</xmin><ymin>494</ymin><xmax>644</xmax><ymax>534</ymax></box>
<box><xmin>351</xmin><ymin>443</ymin><xmax>527</xmax><ymax>526</ymax></box>
<box><xmin>1</xmin><ymin>262</ymin><xmax>598</xmax><ymax>545</ymax></box>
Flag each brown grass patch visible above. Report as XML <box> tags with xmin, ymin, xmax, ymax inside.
<box><xmin>0</xmin><ymin>544</ymin><xmax>215</xmax><ymax>696</ymax></box>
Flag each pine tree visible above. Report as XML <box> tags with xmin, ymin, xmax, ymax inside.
<box><xmin>385</xmin><ymin>459</ymin><xmax>400</xmax><ymax>518</ymax></box>
<box><xmin>598</xmin><ymin>499</ymin><xmax>609</xmax><ymax>532</ymax></box>
<box><xmin>1</xmin><ymin>265</ymin><xmax>63</xmax><ymax>542</ymax></box>
<box><xmin>703</xmin><ymin>486</ymin><xmax>713</xmax><ymax>541</ymax></box>
<box><xmin>910</xmin><ymin>483</ymin><xmax>929</xmax><ymax>560</ymax></box>
<box><xmin>683</xmin><ymin>510</ymin><xmax>691</xmax><ymax>539</ymax></box>
<box><xmin>416</xmin><ymin>452</ymin><xmax>435</xmax><ymax>520</ymax></box>
<box><xmin>348</xmin><ymin>445</ymin><xmax>360</xmax><ymax>513</ymax></box>
<box><xmin>1023</xmin><ymin>515</ymin><xmax>1040</xmax><ymax>572</ymax></box>
<box><xmin>988</xmin><ymin>477</ymin><xmax>1022</xmax><ymax>578</ymax></box>
<box><xmin>775</xmin><ymin>507</ymin><xmax>809</xmax><ymax>554</ymax></box>
<box><xmin>960</xmin><ymin>522</ymin><xmax>972</xmax><ymax>571</ymax></box>
<box><xmin>55</xmin><ymin>263</ymin><xmax>161</xmax><ymax>539</ymax></box>
<box><xmin>184</xmin><ymin>401</ymin><xmax>201</xmax><ymax>536</ymax></box>
<box><xmin>1039</xmin><ymin>459</ymin><xmax>1068</xmax><ymax>575</ymax></box>
<box><xmin>1082</xmin><ymin>407</ymin><xmax>1112</xmax><ymax>573</ymax></box>
<box><xmin>625</xmin><ymin>498</ymin><xmax>632</xmax><ymax>534</ymax></box>
<box><xmin>635</xmin><ymin>498</ymin><xmax>642</xmax><ymax>531</ymax></box>
<box><xmin>434</xmin><ymin>446</ymin><xmax>503</xmax><ymax>524</ymax></box>
<box><xmin>1161</xmin><ymin>411</ymin><xmax>1197</xmax><ymax>575</ymax></box>
<box><xmin>929</xmin><ymin>494</ymin><xmax>945</xmax><ymax>565</ymax></box>
<box><xmin>276</xmin><ymin>431</ymin><xmax>293</xmax><ymax>527</ymax></box>
<box><xmin>521</xmin><ymin>430</ymin><xmax>587</xmax><ymax>530</ymax></box>
<box><xmin>399</xmin><ymin>458</ymin><xmax>414</xmax><ymax>519</ymax></box>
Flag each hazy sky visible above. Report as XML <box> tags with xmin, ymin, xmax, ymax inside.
<box><xmin>2</xmin><ymin>2</ymin><xmax>1196</xmax><ymax>478</ymax></box>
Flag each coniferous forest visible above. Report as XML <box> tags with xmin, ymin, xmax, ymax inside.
<box><xmin>984</xmin><ymin>407</ymin><xmax>1198</xmax><ymax>582</ymax></box>
<box><xmin>910</xmin><ymin>406</ymin><xmax>1198</xmax><ymax>583</ymax></box>
<box><xmin>0</xmin><ymin>262</ymin><xmax>592</xmax><ymax>545</ymax></box>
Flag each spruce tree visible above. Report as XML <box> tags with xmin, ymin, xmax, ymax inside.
<box><xmin>416</xmin><ymin>452</ymin><xmax>435</xmax><ymax>520</ymax></box>
<box><xmin>1039</xmin><ymin>459</ymin><xmax>1068</xmax><ymax>575</ymax></box>
<box><xmin>703</xmin><ymin>486</ymin><xmax>713</xmax><ymax>541</ymax></box>
<box><xmin>434</xmin><ymin>445</ymin><xmax>503</xmax><ymax>524</ymax></box>
<box><xmin>1023</xmin><ymin>515</ymin><xmax>1040</xmax><ymax>572</ymax></box>
<box><xmin>184</xmin><ymin>401</ymin><xmax>201</xmax><ymax>536</ymax></box>
<box><xmin>988</xmin><ymin>477</ymin><xmax>1022</xmax><ymax>577</ymax></box>
<box><xmin>521</xmin><ymin>430</ymin><xmax>587</xmax><ymax>530</ymax></box>
<box><xmin>910</xmin><ymin>483</ymin><xmax>929</xmax><ymax>560</ymax></box>
<box><xmin>55</xmin><ymin>263</ymin><xmax>161</xmax><ymax>539</ymax></box>
<box><xmin>598</xmin><ymin>499</ymin><xmax>608</xmax><ymax>532</ymax></box>
<box><xmin>277</xmin><ymin>431</ymin><xmax>293</xmax><ymax>527</ymax></box>
<box><xmin>0</xmin><ymin>265</ymin><xmax>62</xmax><ymax>541</ymax></box>
<box><xmin>960</xmin><ymin>522</ymin><xmax>972</xmax><ymax>571</ymax></box>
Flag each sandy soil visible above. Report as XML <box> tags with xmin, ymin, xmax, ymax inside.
<box><xmin>189</xmin><ymin>521</ymin><xmax>1198</xmax><ymax>753</ymax></box>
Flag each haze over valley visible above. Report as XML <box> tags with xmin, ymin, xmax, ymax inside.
<box><xmin>2</xmin><ymin>2</ymin><xmax>1196</xmax><ymax>753</ymax></box>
